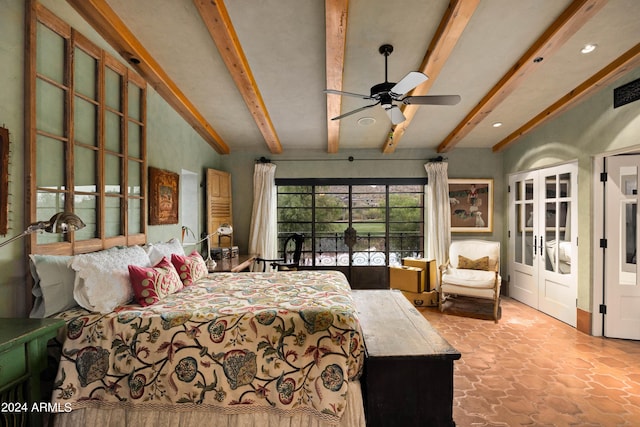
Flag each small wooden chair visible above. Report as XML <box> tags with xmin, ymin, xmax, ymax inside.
<box><xmin>257</xmin><ymin>233</ymin><xmax>304</xmax><ymax>271</ymax></box>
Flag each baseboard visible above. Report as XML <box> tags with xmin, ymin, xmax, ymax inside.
<box><xmin>577</xmin><ymin>307</ymin><xmax>591</xmax><ymax>335</ymax></box>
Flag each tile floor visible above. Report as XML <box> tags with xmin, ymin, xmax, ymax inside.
<box><xmin>419</xmin><ymin>297</ymin><xmax>640</xmax><ymax>426</ymax></box>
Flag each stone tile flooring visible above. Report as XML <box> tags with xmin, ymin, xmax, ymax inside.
<box><xmin>419</xmin><ymin>297</ymin><xmax>640</xmax><ymax>426</ymax></box>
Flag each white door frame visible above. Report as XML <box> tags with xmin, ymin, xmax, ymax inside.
<box><xmin>592</xmin><ymin>145</ymin><xmax>640</xmax><ymax>337</ymax></box>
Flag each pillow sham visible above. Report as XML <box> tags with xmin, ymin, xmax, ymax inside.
<box><xmin>72</xmin><ymin>245</ymin><xmax>151</xmax><ymax>313</ymax></box>
<box><xmin>457</xmin><ymin>255</ymin><xmax>490</xmax><ymax>271</ymax></box>
<box><xmin>145</xmin><ymin>238</ymin><xmax>186</xmax><ymax>265</ymax></box>
<box><xmin>129</xmin><ymin>257</ymin><xmax>183</xmax><ymax>306</ymax></box>
<box><xmin>29</xmin><ymin>254</ymin><xmax>77</xmax><ymax>318</ymax></box>
<box><xmin>171</xmin><ymin>251</ymin><xmax>208</xmax><ymax>286</ymax></box>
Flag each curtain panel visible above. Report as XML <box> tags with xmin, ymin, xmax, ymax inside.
<box><xmin>248</xmin><ymin>163</ymin><xmax>278</xmax><ymax>268</ymax></box>
<box><xmin>425</xmin><ymin>162</ymin><xmax>451</xmax><ymax>278</ymax></box>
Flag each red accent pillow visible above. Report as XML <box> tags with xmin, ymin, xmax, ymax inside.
<box><xmin>171</xmin><ymin>251</ymin><xmax>208</xmax><ymax>286</ymax></box>
<box><xmin>128</xmin><ymin>257</ymin><xmax>183</xmax><ymax>306</ymax></box>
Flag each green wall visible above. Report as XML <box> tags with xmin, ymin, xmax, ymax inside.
<box><xmin>502</xmin><ymin>66</ymin><xmax>640</xmax><ymax>314</ymax></box>
<box><xmin>0</xmin><ymin>0</ymin><xmax>220</xmax><ymax>317</ymax></box>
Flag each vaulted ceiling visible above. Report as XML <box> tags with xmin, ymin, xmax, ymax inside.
<box><xmin>66</xmin><ymin>0</ymin><xmax>640</xmax><ymax>155</ymax></box>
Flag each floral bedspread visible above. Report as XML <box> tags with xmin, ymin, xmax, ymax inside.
<box><xmin>52</xmin><ymin>271</ymin><xmax>365</xmax><ymax>424</ymax></box>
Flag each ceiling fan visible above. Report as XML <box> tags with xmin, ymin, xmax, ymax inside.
<box><xmin>325</xmin><ymin>44</ymin><xmax>461</xmax><ymax>125</ymax></box>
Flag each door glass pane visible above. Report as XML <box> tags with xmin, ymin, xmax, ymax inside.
<box><xmin>545</xmin><ymin>175</ymin><xmax>557</xmax><ymax>198</ymax></box>
<box><xmin>620</xmin><ymin>167</ymin><xmax>637</xmax><ymax>276</ymax></box>
<box><xmin>74</xmin><ymin>146</ymin><xmax>97</xmax><ymax>192</ymax></box>
<box><xmin>352</xmin><ymin>186</ymin><xmax>386</xmax><ymax>266</ymax></box>
<box><xmin>545</xmin><ymin>201</ymin><xmax>557</xmax><ymax>273</ymax></box>
<box><xmin>388</xmin><ymin>186</ymin><xmax>423</xmax><ymax>261</ymax></box>
<box><xmin>105</xmin><ymin>111</ymin><xmax>122</xmax><ymax>152</ymax></box>
<box><xmin>525</xmin><ymin>179</ymin><xmax>534</xmax><ymax>200</ymax></box>
<box><xmin>515</xmin><ymin>204</ymin><xmax>523</xmax><ymax>264</ymax></box>
<box><xmin>556</xmin><ymin>200</ymin><xmax>571</xmax><ymax>274</ymax></box>
<box><xmin>128</xmin><ymin>82</ymin><xmax>142</xmax><ymax>121</ymax></box>
<box><xmin>559</xmin><ymin>173</ymin><xmax>571</xmax><ymax>197</ymax></box>
<box><xmin>128</xmin><ymin>160</ymin><xmax>141</xmax><ymax>196</ymax></box>
<box><xmin>128</xmin><ymin>122</ymin><xmax>142</xmax><ymax>158</ymax></box>
<box><xmin>622</xmin><ymin>173</ymin><xmax>637</xmax><ymax>196</ymax></box>
<box><xmin>105</xmin><ymin>196</ymin><xmax>122</xmax><ymax>237</ymax></box>
<box><xmin>315</xmin><ymin>186</ymin><xmax>348</xmax><ymax>266</ymax></box>
<box><xmin>36</xmin><ymin>23</ymin><xmax>64</xmax><ymax>83</ymax></box>
<box><xmin>128</xmin><ymin>198</ymin><xmax>142</xmax><ymax>235</ymax></box>
<box><xmin>74</xmin><ymin>195</ymin><xmax>97</xmax><ymax>240</ymax></box>
<box><xmin>74</xmin><ymin>48</ymin><xmax>97</xmax><ymax>99</ymax></box>
<box><xmin>624</xmin><ymin>203</ymin><xmax>637</xmax><ymax>269</ymax></box>
<box><xmin>36</xmin><ymin>135</ymin><xmax>65</xmax><ymax>188</ymax></box>
<box><xmin>36</xmin><ymin>79</ymin><xmax>65</xmax><ymax>135</ymax></box>
<box><xmin>105</xmin><ymin>154</ymin><xmax>122</xmax><ymax>194</ymax></box>
<box><xmin>525</xmin><ymin>203</ymin><xmax>534</xmax><ymax>266</ymax></box>
<box><xmin>105</xmin><ymin>67</ymin><xmax>122</xmax><ymax>111</ymax></box>
<box><xmin>74</xmin><ymin>97</ymin><xmax>97</xmax><ymax>146</ymax></box>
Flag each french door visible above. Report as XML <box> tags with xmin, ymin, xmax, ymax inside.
<box><xmin>276</xmin><ymin>179</ymin><xmax>426</xmax><ymax>289</ymax></box>
<box><xmin>603</xmin><ymin>155</ymin><xmax>640</xmax><ymax>339</ymax></box>
<box><xmin>509</xmin><ymin>163</ymin><xmax>578</xmax><ymax>326</ymax></box>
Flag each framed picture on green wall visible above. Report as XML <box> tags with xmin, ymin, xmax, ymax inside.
<box><xmin>149</xmin><ymin>167</ymin><xmax>179</xmax><ymax>225</ymax></box>
<box><xmin>448</xmin><ymin>178</ymin><xmax>493</xmax><ymax>233</ymax></box>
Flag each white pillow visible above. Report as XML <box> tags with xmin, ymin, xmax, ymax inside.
<box><xmin>145</xmin><ymin>238</ymin><xmax>186</xmax><ymax>265</ymax></box>
<box><xmin>29</xmin><ymin>254</ymin><xmax>77</xmax><ymax>318</ymax></box>
<box><xmin>72</xmin><ymin>246</ymin><xmax>151</xmax><ymax>313</ymax></box>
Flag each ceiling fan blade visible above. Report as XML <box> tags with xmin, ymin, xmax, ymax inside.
<box><xmin>385</xmin><ymin>105</ymin><xmax>406</xmax><ymax>125</ymax></box>
<box><xmin>331</xmin><ymin>102</ymin><xmax>380</xmax><ymax>121</ymax></box>
<box><xmin>402</xmin><ymin>95</ymin><xmax>461</xmax><ymax>105</ymax></box>
<box><xmin>324</xmin><ymin>89</ymin><xmax>372</xmax><ymax>100</ymax></box>
<box><xmin>390</xmin><ymin>71</ymin><xmax>428</xmax><ymax>96</ymax></box>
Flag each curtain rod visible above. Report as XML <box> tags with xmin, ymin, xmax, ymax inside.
<box><xmin>256</xmin><ymin>156</ymin><xmax>443</xmax><ymax>163</ymax></box>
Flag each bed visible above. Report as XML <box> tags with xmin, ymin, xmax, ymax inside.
<box><xmin>30</xmin><ymin>243</ymin><xmax>366</xmax><ymax>427</ymax></box>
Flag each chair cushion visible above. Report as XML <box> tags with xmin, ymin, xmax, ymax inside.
<box><xmin>442</xmin><ymin>267</ymin><xmax>497</xmax><ymax>289</ymax></box>
<box><xmin>457</xmin><ymin>255</ymin><xmax>489</xmax><ymax>271</ymax></box>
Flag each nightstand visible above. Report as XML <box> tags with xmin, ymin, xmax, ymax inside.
<box><xmin>0</xmin><ymin>318</ymin><xmax>65</xmax><ymax>427</ymax></box>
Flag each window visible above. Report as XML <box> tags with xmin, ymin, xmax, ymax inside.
<box><xmin>276</xmin><ymin>178</ymin><xmax>426</xmax><ymax>267</ymax></box>
<box><xmin>27</xmin><ymin>4</ymin><xmax>146</xmax><ymax>253</ymax></box>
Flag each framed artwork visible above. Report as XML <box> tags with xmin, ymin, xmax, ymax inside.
<box><xmin>149</xmin><ymin>167</ymin><xmax>179</xmax><ymax>225</ymax></box>
<box><xmin>448</xmin><ymin>178</ymin><xmax>493</xmax><ymax>233</ymax></box>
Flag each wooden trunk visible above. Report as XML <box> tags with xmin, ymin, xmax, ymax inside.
<box><xmin>352</xmin><ymin>290</ymin><xmax>461</xmax><ymax>427</ymax></box>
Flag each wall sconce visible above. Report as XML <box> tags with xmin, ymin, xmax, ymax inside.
<box><xmin>0</xmin><ymin>211</ymin><xmax>86</xmax><ymax>248</ymax></box>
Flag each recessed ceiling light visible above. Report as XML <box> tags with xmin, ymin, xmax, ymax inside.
<box><xmin>357</xmin><ymin>117</ymin><xmax>376</xmax><ymax>126</ymax></box>
<box><xmin>492</xmin><ymin>122</ymin><xmax>503</xmax><ymax>128</ymax></box>
<box><xmin>581</xmin><ymin>44</ymin><xmax>597</xmax><ymax>54</ymax></box>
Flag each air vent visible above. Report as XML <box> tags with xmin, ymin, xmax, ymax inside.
<box><xmin>614</xmin><ymin>77</ymin><xmax>640</xmax><ymax>108</ymax></box>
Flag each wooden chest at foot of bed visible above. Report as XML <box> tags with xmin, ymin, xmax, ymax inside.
<box><xmin>352</xmin><ymin>289</ymin><xmax>461</xmax><ymax>427</ymax></box>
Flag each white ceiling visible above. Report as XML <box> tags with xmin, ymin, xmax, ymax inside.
<box><xmin>93</xmin><ymin>0</ymin><xmax>640</xmax><ymax>154</ymax></box>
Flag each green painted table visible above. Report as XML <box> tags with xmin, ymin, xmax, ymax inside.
<box><xmin>0</xmin><ymin>317</ymin><xmax>65</xmax><ymax>427</ymax></box>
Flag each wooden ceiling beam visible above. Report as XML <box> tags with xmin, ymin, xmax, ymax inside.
<box><xmin>66</xmin><ymin>0</ymin><xmax>230</xmax><ymax>154</ymax></box>
<box><xmin>437</xmin><ymin>0</ymin><xmax>608</xmax><ymax>153</ymax></box>
<box><xmin>194</xmin><ymin>0</ymin><xmax>282</xmax><ymax>154</ymax></box>
<box><xmin>381</xmin><ymin>0</ymin><xmax>480</xmax><ymax>154</ymax></box>
<box><xmin>493</xmin><ymin>42</ymin><xmax>640</xmax><ymax>152</ymax></box>
<box><xmin>325</xmin><ymin>0</ymin><xmax>349</xmax><ymax>154</ymax></box>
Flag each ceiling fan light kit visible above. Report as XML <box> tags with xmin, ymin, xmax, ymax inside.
<box><xmin>325</xmin><ymin>44</ymin><xmax>461</xmax><ymax>124</ymax></box>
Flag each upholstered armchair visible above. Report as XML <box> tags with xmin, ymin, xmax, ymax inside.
<box><xmin>439</xmin><ymin>240</ymin><xmax>501</xmax><ymax>322</ymax></box>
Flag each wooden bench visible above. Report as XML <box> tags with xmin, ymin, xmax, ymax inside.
<box><xmin>352</xmin><ymin>289</ymin><xmax>461</xmax><ymax>427</ymax></box>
